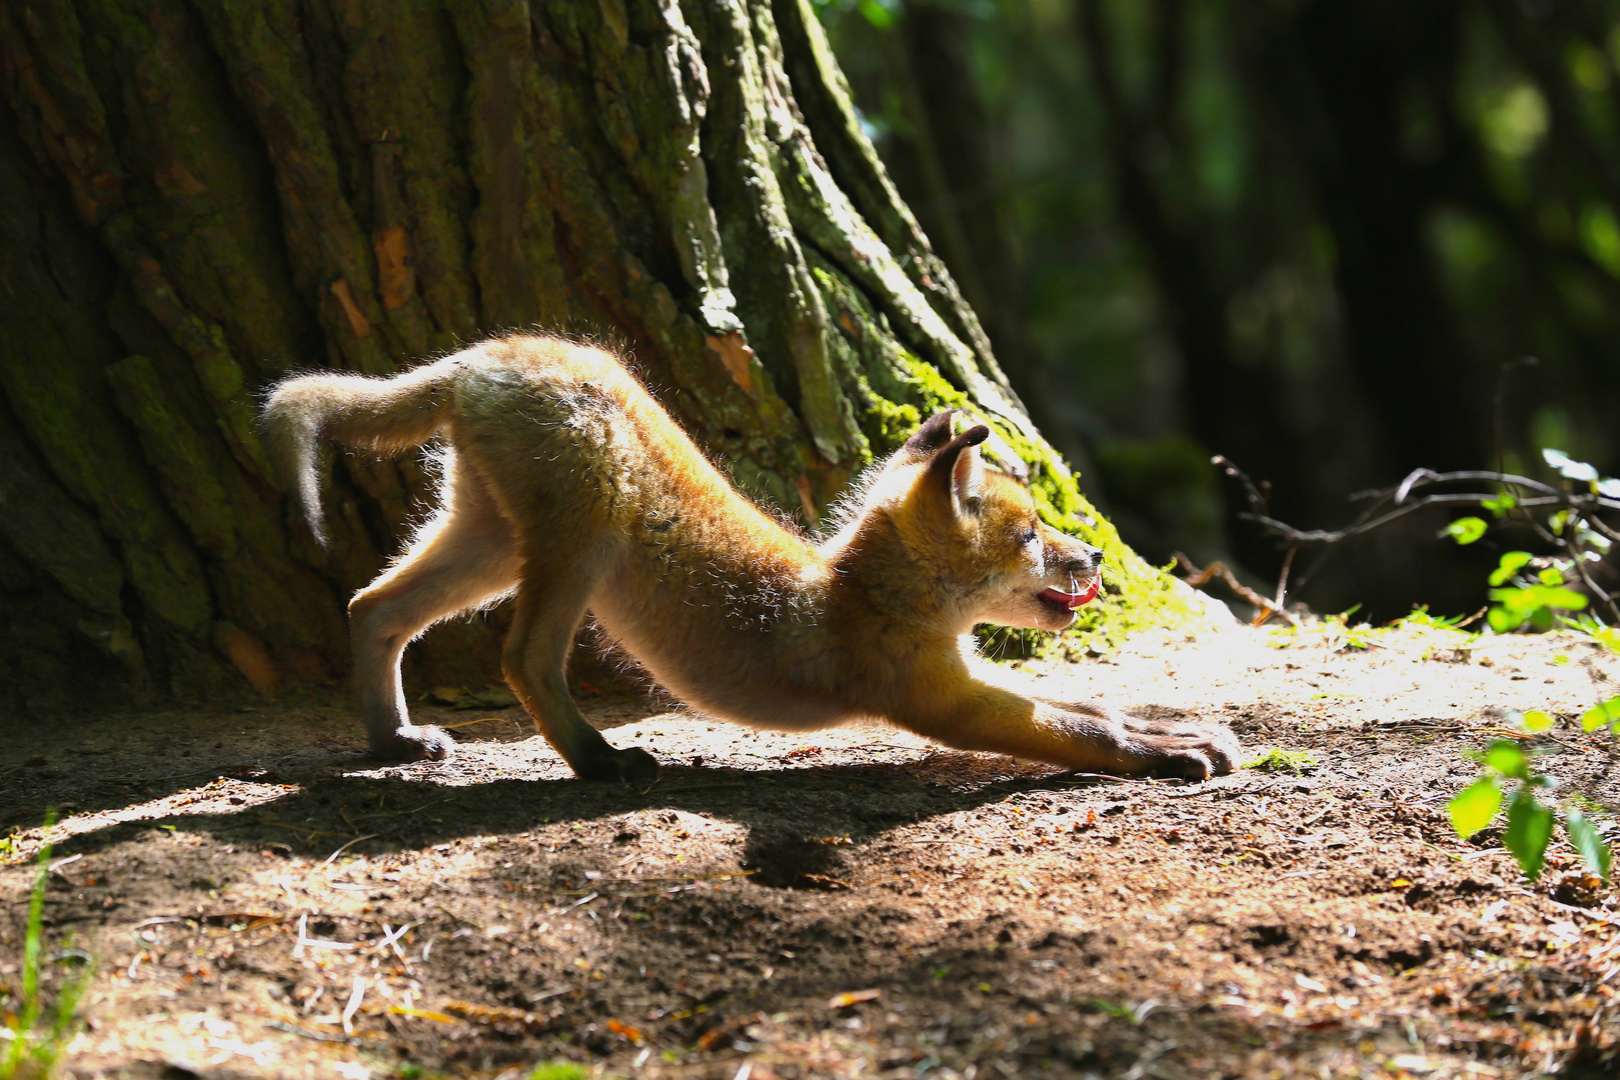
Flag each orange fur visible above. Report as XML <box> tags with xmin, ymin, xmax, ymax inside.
<box><xmin>262</xmin><ymin>334</ymin><xmax>1239</xmax><ymax>780</ymax></box>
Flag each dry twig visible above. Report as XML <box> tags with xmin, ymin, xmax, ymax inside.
<box><xmin>1174</xmin><ymin>553</ymin><xmax>1300</xmax><ymax>627</ymax></box>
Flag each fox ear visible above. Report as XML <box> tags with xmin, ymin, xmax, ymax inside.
<box><xmin>902</xmin><ymin>410</ymin><xmax>961</xmax><ymax>459</ymax></box>
<box><xmin>923</xmin><ymin>425</ymin><xmax>990</xmax><ymax>519</ymax></box>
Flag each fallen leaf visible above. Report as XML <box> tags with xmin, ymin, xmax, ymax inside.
<box><xmin>387</xmin><ymin>1005</ymin><xmax>458</xmax><ymax>1024</ymax></box>
<box><xmin>608</xmin><ymin>1017</ymin><xmax>644</xmax><ymax>1043</ymax></box>
<box><xmin>827</xmin><ymin>989</ymin><xmax>881</xmax><ymax>1009</ymax></box>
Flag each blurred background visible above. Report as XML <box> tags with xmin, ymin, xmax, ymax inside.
<box><xmin>815</xmin><ymin>0</ymin><xmax>1620</xmax><ymax>620</ymax></box>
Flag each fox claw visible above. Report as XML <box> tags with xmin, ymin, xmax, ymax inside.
<box><xmin>1150</xmin><ymin>750</ymin><xmax>1223</xmax><ymax>781</ymax></box>
<box><xmin>1138</xmin><ymin>727</ymin><xmax>1240</xmax><ymax>780</ymax></box>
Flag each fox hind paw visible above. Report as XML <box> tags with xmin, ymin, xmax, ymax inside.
<box><xmin>370</xmin><ymin>724</ymin><xmax>457</xmax><ymax>762</ymax></box>
<box><xmin>575</xmin><ymin>745</ymin><xmax>660</xmax><ymax>784</ymax></box>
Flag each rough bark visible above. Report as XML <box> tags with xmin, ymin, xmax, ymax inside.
<box><xmin>0</xmin><ymin>0</ymin><xmax>1199</xmax><ymax>714</ymax></box>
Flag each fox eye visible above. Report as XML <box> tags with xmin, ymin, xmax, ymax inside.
<box><xmin>1020</xmin><ymin>526</ymin><xmax>1039</xmax><ymax>545</ymax></box>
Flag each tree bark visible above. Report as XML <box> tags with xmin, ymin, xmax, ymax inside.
<box><xmin>0</xmin><ymin>0</ymin><xmax>1191</xmax><ymax>714</ymax></box>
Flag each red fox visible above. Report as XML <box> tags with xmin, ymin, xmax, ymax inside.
<box><xmin>262</xmin><ymin>334</ymin><xmax>1238</xmax><ymax>782</ymax></box>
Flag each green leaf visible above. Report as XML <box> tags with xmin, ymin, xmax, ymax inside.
<box><xmin>1442</xmin><ymin>516</ymin><xmax>1488</xmax><ymax>545</ymax></box>
<box><xmin>1538</xmin><ymin>567</ymin><xmax>1565</xmax><ymax>586</ymax></box>
<box><xmin>1490</xmin><ymin>551</ymin><xmax>1533</xmax><ymax>587</ymax></box>
<box><xmin>1504</xmin><ymin>789</ymin><xmax>1555</xmax><ymax>881</ymax></box>
<box><xmin>1490</xmin><ymin>585</ymin><xmax>1587</xmax><ymax>614</ymax></box>
<box><xmin>1448</xmin><ymin>778</ymin><xmax>1502</xmax><ymax>838</ymax></box>
<box><xmin>1566</xmin><ymin>810</ymin><xmax>1612</xmax><ymax>882</ymax></box>
<box><xmin>1581</xmin><ymin>695</ymin><xmax>1620</xmax><ymax>733</ymax></box>
<box><xmin>1489</xmin><ymin>587</ymin><xmax>1533</xmax><ymax>615</ymax></box>
<box><xmin>1485</xmin><ymin>740</ymin><xmax>1529</xmax><ymax>779</ymax></box>
<box><xmin>856</xmin><ymin>0</ymin><xmax>896</xmax><ymax>29</ymax></box>
<box><xmin>1488</xmin><ymin>606</ymin><xmax>1521</xmax><ymax>633</ymax></box>
<box><xmin>1520</xmin><ymin>709</ymin><xmax>1554</xmax><ymax>733</ymax></box>
<box><xmin>1534</xmin><ymin>585</ymin><xmax>1588</xmax><ymax>611</ymax></box>
<box><xmin>1481</xmin><ymin>491</ymin><xmax>1517</xmax><ymax>517</ymax></box>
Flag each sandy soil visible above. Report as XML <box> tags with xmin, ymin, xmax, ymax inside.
<box><xmin>2</xmin><ymin>620</ymin><xmax>1619</xmax><ymax>1080</ymax></box>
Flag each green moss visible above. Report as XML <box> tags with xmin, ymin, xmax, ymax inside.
<box><xmin>859</xmin><ymin>381</ymin><xmax>920</xmax><ymax>453</ymax></box>
<box><xmin>1244</xmin><ymin>747</ymin><xmax>1322</xmax><ymax>775</ymax></box>
<box><xmin>526</xmin><ymin>1063</ymin><xmax>587</xmax><ymax>1080</ymax></box>
<box><xmin>893</xmin><ymin>348</ymin><xmax>970</xmax><ymax>413</ymax></box>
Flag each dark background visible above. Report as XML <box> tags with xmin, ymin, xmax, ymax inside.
<box><xmin>819</xmin><ymin>0</ymin><xmax>1620</xmax><ymax>618</ymax></box>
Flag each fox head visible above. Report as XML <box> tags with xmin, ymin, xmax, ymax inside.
<box><xmin>838</xmin><ymin>411</ymin><xmax>1103</xmax><ymax>633</ymax></box>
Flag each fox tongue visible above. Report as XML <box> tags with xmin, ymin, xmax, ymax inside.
<box><xmin>1039</xmin><ymin>580</ymin><xmax>1101</xmax><ymax>609</ymax></box>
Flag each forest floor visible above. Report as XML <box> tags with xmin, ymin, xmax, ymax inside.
<box><xmin>3</xmin><ymin>620</ymin><xmax>1620</xmax><ymax>1080</ymax></box>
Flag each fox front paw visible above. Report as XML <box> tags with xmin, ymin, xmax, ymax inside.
<box><xmin>574</xmin><ymin>745</ymin><xmax>661</xmax><ymax>784</ymax></box>
<box><xmin>1138</xmin><ymin>725</ymin><xmax>1241</xmax><ymax>780</ymax></box>
<box><xmin>370</xmin><ymin>724</ymin><xmax>457</xmax><ymax>762</ymax></box>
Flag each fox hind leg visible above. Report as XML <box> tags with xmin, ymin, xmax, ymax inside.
<box><xmin>348</xmin><ymin>459</ymin><xmax>520</xmax><ymax>761</ymax></box>
<box><xmin>503</xmin><ymin>555</ymin><xmax>659</xmax><ymax>783</ymax></box>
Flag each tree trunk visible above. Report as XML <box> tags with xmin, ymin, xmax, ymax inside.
<box><xmin>0</xmin><ymin>0</ymin><xmax>1197</xmax><ymax>715</ymax></box>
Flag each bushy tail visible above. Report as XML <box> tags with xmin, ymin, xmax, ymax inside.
<box><xmin>261</xmin><ymin>355</ymin><xmax>464</xmax><ymax>546</ymax></box>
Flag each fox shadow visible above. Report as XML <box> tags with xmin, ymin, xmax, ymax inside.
<box><xmin>32</xmin><ymin>751</ymin><xmax>1098</xmax><ymax>891</ymax></box>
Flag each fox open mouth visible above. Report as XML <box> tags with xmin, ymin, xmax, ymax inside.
<box><xmin>1037</xmin><ymin>579</ymin><xmax>1101</xmax><ymax>613</ymax></box>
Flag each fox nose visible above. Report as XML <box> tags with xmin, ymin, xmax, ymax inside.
<box><xmin>1059</xmin><ymin>545</ymin><xmax>1102</xmax><ymax>577</ymax></box>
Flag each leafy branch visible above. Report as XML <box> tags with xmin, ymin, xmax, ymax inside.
<box><xmin>1213</xmin><ymin>452</ymin><xmax>1620</xmax><ymax>625</ymax></box>
<box><xmin>1449</xmin><ymin>714</ymin><xmax>1613</xmax><ymax>884</ymax></box>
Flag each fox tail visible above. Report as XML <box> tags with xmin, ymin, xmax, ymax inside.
<box><xmin>261</xmin><ymin>355</ymin><xmax>464</xmax><ymax>546</ymax></box>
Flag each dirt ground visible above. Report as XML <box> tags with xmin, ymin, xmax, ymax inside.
<box><xmin>4</xmin><ymin>619</ymin><xmax>1620</xmax><ymax>1080</ymax></box>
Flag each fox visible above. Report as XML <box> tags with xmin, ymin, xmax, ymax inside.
<box><xmin>261</xmin><ymin>333</ymin><xmax>1239</xmax><ymax>783</ymax></box>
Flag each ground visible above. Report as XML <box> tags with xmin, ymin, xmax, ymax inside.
<box><xmin>3</xmin><ymin>620</ymin><xmax>1619</xmax><ymax>1080</ymax></box>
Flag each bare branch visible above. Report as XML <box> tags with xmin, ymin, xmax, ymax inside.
<box><xmin>1174</xmin><ymin>553</ymin><xmax>1299</xmax><ymax>627</ymax></box>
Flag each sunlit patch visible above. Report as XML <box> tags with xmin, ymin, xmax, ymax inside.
<box><xmin>9</xmin><ymin>777</ymin><xmax>303</xmax><ymax>860</ymax></box>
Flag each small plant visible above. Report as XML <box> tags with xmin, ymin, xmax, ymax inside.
<box><xmin>2</xmin><ymin>815</ymin><xmax>94</xmax><ymax>1080</ymax></box>
<box><xmin>1479</xmin><ymin>550</ymin><xmax>1588</xmax><ymax>632</ymax></box>
<box><xmin>1565</xmin><ymin>610</ymin><xmax>1620</xmax><ymax>656</ymax></box>
<box><xmin>1563</xmin><ymin>612</ymin><xmax>1620</xmax><ymax>735</ymax></box>
<box><xmin>1244</xmin><ymin>747</ymin><xmax>1321</xmax><ymax>775</ymax></box>
<box><xmin>1447</xmin><ymin>714</ymin><xmax>1611</xmax><ymax>883</ymax></box>
<box><xmin>1266</xmin><ymin>608</ymin><xmax>1379</xmax><ymax>652</ymax></box>
<box><xmin>1433</xmin><ymin>452</ymin><xmax>1620</xmax><ymax>883</ymax></box>
<box><xmin>1444</xmin><ymin>448</ymin><xmax>1617</xmax><ymax>631</ymax></box>
<box><xmin>1393</xmin><ymin>606</ymin><xmax>1469</xmax><ymax>631</ymax></box>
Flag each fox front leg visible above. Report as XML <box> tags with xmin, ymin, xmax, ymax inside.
<box><xmin>903</xmin><ymin>686</ymin><xmax>1239</xmax><ymax>780</ymax></box>
<box><xmin>962</xmin><ymin>665</ymin><xmax>1241</xmax><ymax>778</ymax></box>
